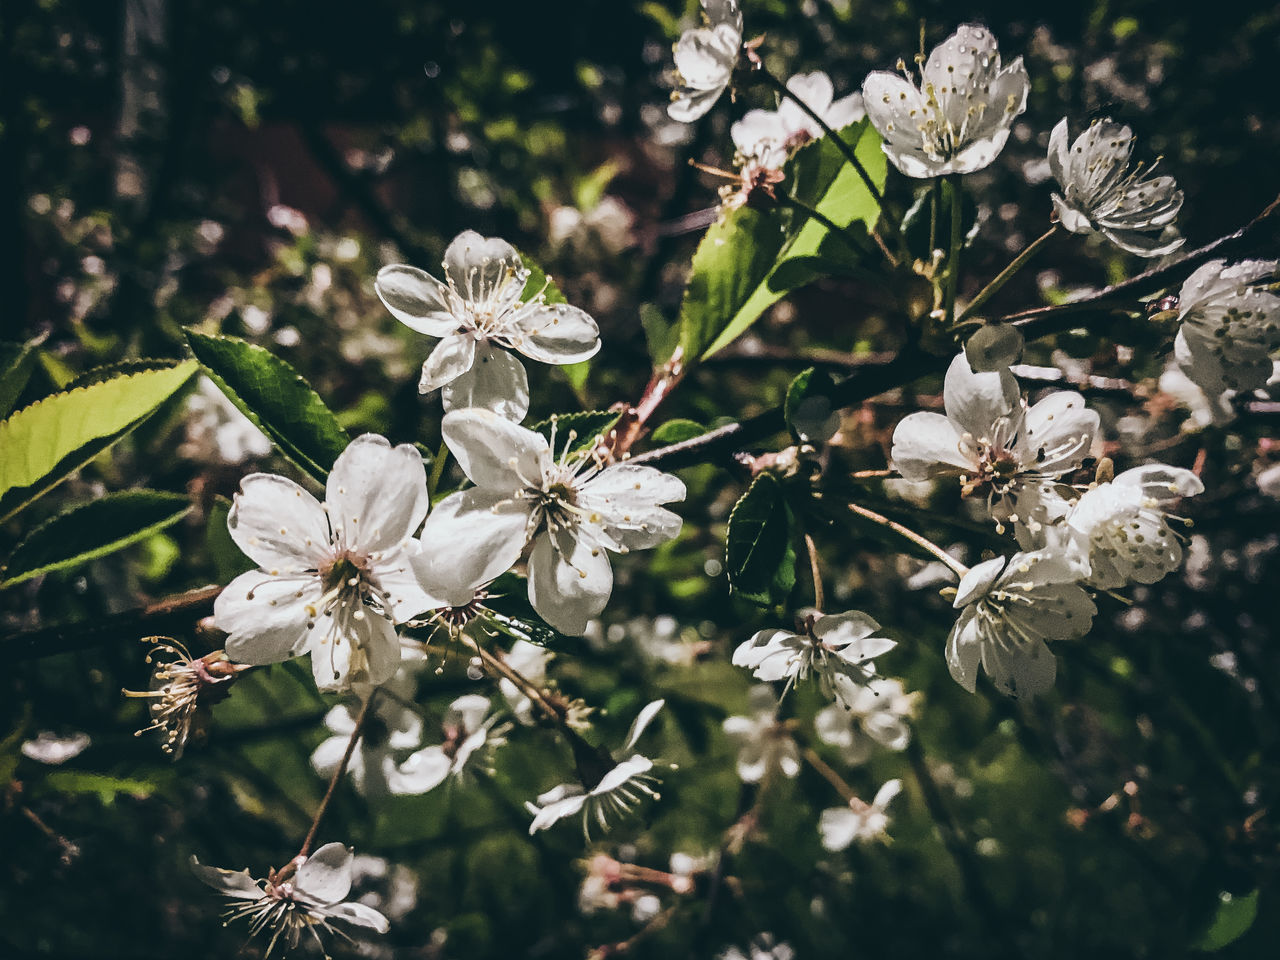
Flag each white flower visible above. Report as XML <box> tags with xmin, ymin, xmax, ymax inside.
<box><xmin>394</xmin><ymin>694</ymin><xmax>510</xmax><ymax>794</ymax></box>
<box><xmin>375</xmin><ymin>230</ymin><xmax>601</xmax><ymax>422</ymax></box>
<box><xmin>192</xmin><ymin>842</ymin><xmax>388</xmax><ymax>956</ymax></box>
<box><xmin>667</xmin><ymin>0</ymin><xmax>742</xmax><ymax>123</ymax></box>
<box><xmin>814</xmin><ymin>677</ymin><xmax>917</xmax><ymax>765</ymax></box>
<box><xmin>414</xmin><ymin>409</ymin><xmax>686</xmax><ymax>636</ymax></box>
<box><xmin>20</xmin><ymin>731</ymin><xmax>90</xmax><ymax>765</ymax></box>
<box><xmin>863</xmin><ymin>23</ymin><xmax>1029</xmax><ymax>178</ymax></box>
<box><xmin>818</xmin><ymin>779</ymin><xmax>903</xmax><ymax>851</ymax></box>
<box><xmin>310</xmin><ymin>651</ymin><xmax>427</xmax><ymax>797</ymax></box>
<box><xmin>182</xmin><ymin>376</ymin><xmax>273</xmax><ymax>464</ymax></box>
<box><xmin>214</xmin><ymin>434</ymin><xmax>439</xmax><ymax>692</ymax></box>
<box><xmin>946</xmin><ymin>550</ymin><xmax>1096</xmax><ymax>699</ymax></box>
<box><xmin>731</xmin><ymin>71</ymin><xmax>865</xmax><ymax>160</ymax></box>
<box><xmin>1064</xmin><ymin>464</ymin><xmax>1203</xmax><ymax>590</ymax></box>
<box><xmin>498</xmin><ymin>639</ymin><xmax>552</xmax><ymax>725</ymax></box>
<box><xmin>732</xmin><ymin>611</ymin><xmax>896</xmax><ymax>709</ymax></box>
<box><xmin>527</xmin><ymin>700</ymin><xmax>666</xmax><ymax>837</ymax></box>
<box><xmin>722</xmin><ymin>685</ymin><xmax>800</xmax><ymax>784</ymax></box>
<box><xmin>891</xmin><ymin>353</ymin><xmax>1099</xmax><ymax>538</ymax></box>
<box><xmin>1048</xmin><ymin>118</ymin><xmax>1184</xmax><ymax>256</ymax></box>
<box><xmin>718</xmin><ymin>935</ymin><xmax>796</xmax><ymax>960</ymax></box>
<box><xmin>1173</xmin><ymin>259</ymin><xmax>1280</xmax><ymax>396</ymax></box>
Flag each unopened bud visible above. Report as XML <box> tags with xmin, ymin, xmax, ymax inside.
<box><xmin>964</xmin><ymin>323</ymin><xmax>1024</xmax><ymax>372</ymax></box>
<box><xmin>1094</xmin><ymin>457</ymin><xmax>1115</xmax><ymax>485</ymax></box>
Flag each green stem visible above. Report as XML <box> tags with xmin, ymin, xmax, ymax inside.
<box><xmin>427</xmin><ymin>439</ymin><xmax>449</xmax><ymax>500</ymax></box>
<box><xmin>958</xmin><ymin>225</ymin><xmax>1060</xmax><ymax>323</ymax></box>
<box><xmin>929</xmin><ymin>178</ymin><xmax>940</xmax><ymax>254</ymax></box>
<box><xmin>944</xmin><ymin>174</ymin><xmax>963</xmax><ymax>323</ymax></box>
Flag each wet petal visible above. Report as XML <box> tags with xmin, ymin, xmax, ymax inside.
<box><xmin>527</xmin><ymin>530</ymin><xmax>613</xmax><ymax>636</ymax></box>
<box><xmin>419</xmin><ymin>333</ymin><xmax>476</xmax><ymax>395</ymax></box>
<box><xmin>228</xmin><ymin>474</ymin><xmax>330</xmax><ymax>572</ymax></box>
<box><xmin>508</xmin><ymin>303</ymin><xmax>601</xmax><ymax>365</ymax></box>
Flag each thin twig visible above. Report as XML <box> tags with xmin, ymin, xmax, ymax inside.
<box><xmin>802</xmin><ymin>746</ymin><xmax>857</xmax><ymax>804</ymax></box>
<box><xmin>804</xmin><ymin>534</ymin><xmax>824</xmax><ymax>613</ymax></box>
<box><xmin>847</xmin><ymin>502</ymin><xmax>967</xmax><ymax>578</ymax></box>
<box><xmin>298</xmin><ymin>688</ymin><xmax>377</xmax><ymax>858</ymax></box>
<box><xmin>958</xmin><ymin>224</ymin><xmax>1059</xmax><ymax>322</ymax></box>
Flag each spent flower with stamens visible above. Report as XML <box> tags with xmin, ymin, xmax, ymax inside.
<box><xmin>667</xmin><ymin>0</ymin><xmax>743</xmax><ymax>123</ymax></box>
<box><xmin>1049</xmin><ymin>118</ymin><xmax>1184</xmax><ymax>256</ymax></box>
<box><xmin>732</xmin><ymin>611</ymin><xmax>896</xmax><ymax>710</ymax></box>
<box><xmin>890</xmin><ymin>353</ymin><xmax>1099</xmax><ymax>539</ymax></box>
<box><xmin>192</xmin><ymin>842</ymin><xmax>388</xmax><ymax>957</ymax></box>
<box><xmin>946</xmin><ymin>550</ymin><xmax>1096</xmax><ymax>699</ymax></box>
<box><xmin>863</xmin><ymin>23</ymin><xmax>1029</xmax><ymax>178</ymax></box>
<box><xmin>123</xmin><ymin>637</ymin><xmax>249</xmax><ymax>759</ymax></box>
<box><xmin>213</xmin><ymin>434</ymin><xmax>440</xmax><ymax>692</ymax></box>
<box><xmin>414</xmin><ymin>409</ymin><xmax>686</xmax><ymax>635</ymax></box>
<box><xmin>375</xmin><ymin>230</ymin><xmax>601</xmax><ymax>422</ymax></box>
<box><xmin>1173</xmin><ymin>258</ymin><xmax>1280</xmax><ymax>398</ymax></box>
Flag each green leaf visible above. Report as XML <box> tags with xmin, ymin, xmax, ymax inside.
<box><xmin>1193</xmin><ymin>890</ymin><xmax>1258</xmax><ymax>951</ymax></box>
<box><xmin>529</xmin><ymin>410</ymin><xmax>621</xmax><ymax>456</ymax></box>
<box><xmin>0</xmin><ymin>337</ymin><xmax>40</xmax><ymax>419</ymax></box>
<box><xmin>693</xmin><ymin>120</ymin><xmax>888</xmax><ymax>360</ymax></box>
<box><xmin>185</xmin><ymin>331</ymin><xmax>349</xmax><ymax>484</ymax></box>
<box><xmin>43</xmin><ymin>770</ymin><xmax>156</xmax><ymax>804</ymax></box>
<box><xmin>725</xmin><ymin>472</ymin><xmax>797</xmax><ymax>606</ymax></box>
<box><xmin>0</xmin><ymin>360</ymin><xmax>197</xmax><ymax>524</ymax></box>
<box><xmin>651</xmin><ymin>418</ymin><xmax>706</xmax><ymax>445</ymax></box>
<box><xmin>1</xmin><ymin>490</ymin><xmax>191</xmax><ymax>587</ymax></box>
<box><xmin>785</xmin><ymin>367</ymin><xmax>841</xmax><ymax>443</ymax></box>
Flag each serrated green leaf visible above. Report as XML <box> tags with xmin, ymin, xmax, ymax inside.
<box><xmin>726</xmin><ymin>472</ymin><xmax>797</xmax><ymax>606</ymax></box>
<box><xmin>185</xmin><ymin>331</ymin><xmax>349</xmax><ymax>484</ymax></box>
<box><xmin>529</xmin><ymin>410</ymin><xmax>621</xmax><ymax>455</ymax></box>
<box><xmin>785</xmin><ymin>367</ymin><xmax>841</xmax><ymax>443</ymax></box>
<box><xmin>651</xmin><ymin>418</ymin><xmax>706</xmax><ymax>444</ymax></box>
<box><xmin>1193</xmin><ymin>890</ymin><xmax>1258</xmax><ymax>951</ymax></box>
<box><xmin>1</xmin><ymin>490</ymin><xmax>191</xmax><ymax>587</ymax></box>
<box><xmin>0</xmin><ymin>360</ymin><xmax>197</xmax><ymax>524</ymax></box>
<box><xmin>0</xmin><ymin>338</ymin><xmax>40</xmax><ymax>419</ymax></box>
<box><xmin>694</xmin><ymin>120</ymin><xmax>888</xmax><ymax>360</ymax></box>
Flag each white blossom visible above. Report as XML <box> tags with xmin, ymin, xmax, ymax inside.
<box><xmin>667</xmin><ymin>0</ymin><xmax>742</xmax><ymax>123</ymax></box>
<box><xmin>214</xmin><ymin>434</ymin><xmax>439</xmax><ymax>692</ymax></box>
<box><xmin>722</xmin><ymin>685</ymin><xmax>800</xmax><ymax>784</ymax></box>
<box><xmin>1048</xmin><ymin>118</ymin><xmax>1184</xmax><ymax>256</ymax></box>
<box><xmin>1173</xmin><ymin>259</ymin><xmax>1280</xmax><ymax>397</ymax></box>
<box><xmin>20</xmin><ymin>731</ymin><xmax>91</xmax><ymax>765</ymax></box>
<box><xmin>718</xmin><ymin>935</ymin><xmax>796</xmax><ymax>960</ymax></box>
<box><xmin>414</xmin><ymin>409</ymin><xmax>686</xmax><ymax>636</ymax></box>
<box><xmin>863</xmin><ymin>23</ymin><xmax>1029</xmax><ymax>178</ymax></box>
<box><xmin>1064</xmin><ymin>464</ymin><xmax>1203</xmax><ymax>590</ymax></box>
<box><xmin>732</xmin><ymin>611</ymin><xmax>896</xmax><ymax>709</ymax></box>
<box><xmin>375</xmin><ymin>231</ymin><xmax>601</xmax><ymax>422</ymax></box>
<box><xmin>527</xmin><ymin>700</ymin><xmax>665</xmax><ymax>837</ymax></box>
<box><xmin>730</xmin><ymin>71</ymin><xmax>865</xmax><ymax>161</ymax></box>
<box><xmin>814</xmin><ymin>677</ymin><xmax>917</xmax><ymax>766</ymax></box>
<box><xmin>891</xmin><ymin>353</ymin><xmax>1099</xmax><ymax>539</ymax></box>
<box><xmin>947</xmin><ymin>550</ymin><xmax>1097</xmax><ymax>699</ymax></box>
<box><xmin>394</xmin><ymin>694</ymin><xmax>509</xmax><ymax>794</ymax></box>
<box><xmin>818</xmin><ymin>779</ymin><xmax>903</xmax><ymax>851</ymax></box>
<box><xmin>192</xmin><ymin>842</ymin><xmax>388</xmax><ymax>956</ymax></box>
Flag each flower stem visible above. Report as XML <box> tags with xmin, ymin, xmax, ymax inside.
<box><xmin>802</xmin><ymin>746</ymin><xmax>858</xmax><ymax>805</ymax></box>
<box><xmin>298</xmin><ymin>688</ymin><xmax>377</xmax><ymax>858</ymax></box>
<box><xmin>958</xmin><ymin>224</ymin><xmax>1060</xmax><ymax>323</ymax></box>
<box><xmin>427</xmin><ymin>439</ymin><xmax>449</xmax><ymax>500</ymax></box>
<box><xmin>804</xmin><ymin>533</ymin><xmax>825</xmax><ymax>613</ymax></box>
<box><xmin>929</xmin><ymin>177</ymin><xmax>941</xmax><ymax>254</ymax></box>
<box><xmin>847</xmin><ymin>501</ymin><xmax>967</xmax><ymax>578</ymax></box>
<box><xmin>944</xmin><ymin>174</ymin><xmax>964</xmax><ymax>323</ymax></box>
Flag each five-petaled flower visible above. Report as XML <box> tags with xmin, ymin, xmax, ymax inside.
<box><xmin>395</xmin><ymin>694</ymin><xmax>511</xmax><ymax>794</ymax></box>
<box><xmin>214</xmin><ymin>434</ymin><xmax>439</xmax><ymax>692</ymax></box>
<box><xmin>818</xmin><ymin>779</ymin><xmax>903</xmax><ymax>851</ymax></box>
<box><xmin>863</xmin><ymin>23</ymin><xmax>1029</xmax><ymax>178</ymax></box>
<box><xmin>730</xmin><ymin>70</ymin><xmax>864</xmax><ymax>160</ymax></box>
<box><xmin>668</xmin><ymin>0</ymin><xmax>743</xmax><ymax>123</ymax></box>
<box><xmin>414</xmin><ymin>409</ymin><xmax>686</xmax><ymax>636</ymax></box>
<box><xmin>192</xmin><ymin>842</ymin><xmax>388</xmax><ymax>957</ymax></box>
<box><xmin>722</xmin><ymin>685</ymin><xmax>801</xmax><ymax>784</ymax></box>
<box><xmin>376</xmin><ymin>230</ymin><xmax>601</xmax><ymax>423</ymax></box>
<box><xmin>1049</xmin><ymin>117</ymin><xmax>1184</xmax><ymax>257</ymax></box>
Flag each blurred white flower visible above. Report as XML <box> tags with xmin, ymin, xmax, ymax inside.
<box><xmin>732</xmin><ymin>611</ymin><xmax>896</xmax><ymax>709</ymax></box>
<box><xmin>668</xmin><ymin>0</ymin><xmax>742</xmax><ymax>123</ymax></box>
<box><xmin>722</xmin><ymin>685</ymin><xmax>800</xmax><ymax>783</ymax></box>
<box><xmin>731</xmin><ymin>71</ymin><xmax>864</xmax><ymax>161</ymax></box>
<box><xmin>947</xmin><ymin>550</ymin><xmax>1096</xmax><ymax>698</ymax></box>
<box><xmin>1158</xmin><ymin>360</ymin><xmax>1234</xmax><ymax>429</ymax></box>
<box><xmin>1257</xmin><ymin>463</ymin><xmax>1280</xmax><ymax>500</ymax></box>
<box><xmin>376</xmin><ymin>230</ymin><xmax>601</xmax><ymax>422</ymax></box>
<box><xmin>182</xmin><ymin>376</ymin><xmax>272</xmax><ymax>465</ymax></box>
<box><xmin>192</xmin><ymin>842</ymin><xmax>388</xmax><ymax>956</ymax></box>
<box><xmin>415</xmin><ymin>409</ymin><xmax>685</xmax><ymax>636</ymax></box>
<box><xmin>1048</xmin><ymin>118</ymin><xmax>1184</xmax><ymax>256</ymax></box>
<box><xmin>21</xmin><ymin>731</ymin><xmax>91</xmax><ymax>765</ymax></box>
<box><xmin>1173</xmin><ymin>259</ymin><xmax>1280</xmax><ymax>397</ymax></box>
<box><xmin>214</xmin><ymin>434</ymin><xmax>439</xmax><ymax>692</ymax></box>
<box><xmin>863</xmin><ymin>23</ymin><xmax>1029</xmax><ymax>178</ymax></box>
<box><xmin>818</xmin><ymin>779</ymin><xmax>903</xmax><ymax>850</ymax></box>
<box><xmin>718</xmin><ymin>933</ymin><xmax>796</xmax><ymax>960</ymax></box>
<box><xmin>814</xmin><ymin>677</ymin><xmax>917</xmax><ymax>765</ymax></box>
<box><xmin>395</xmin><ymin>694</ymin><xmax>510</xmax><ymax>794</ymax></box>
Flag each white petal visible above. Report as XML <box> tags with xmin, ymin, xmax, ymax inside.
<box><xmin>579</xmin><ymin>464</ymin><xmax>686</xmax><ymax>550</ymax></box>
<box><xmin>392</xmin><ymin>746</ymin><xmax>452</xmax><ymax>794</ymax></box>
<box><xmin>326</xmin><ymin>434</ymin><xmax>429</xmax><ymax>555</ymax></box>
<box><xmin>441</xmin><ymin>342</ymin><xmax>530</xmax><ymax>423</ymax></box>
<box><xmin>325</xmin><ymin>902</ymin><xmax>390</xmax><ymax>933</ymax></box>
<box><xmin>1023</xmin><ymin>392</ymin><xmax>1098</xmax><ymax>475</ymax></box>
<box><xmin>216</xmin><ymin>570</ymin><xmax>316</xmax><ymax>665</ymax></box>
<box><xmin>981</xmin><ymin>635</ymin><xmax>1057</xmax><ymax>699</ymax></box>
<box><xmin>732</xmin><ymin>109</ymin><xmax>786</xmax><ymax>155</ymax></box>
<box><xmin>818</xmin><ymin>807</ymin><xmax>858</xmax><ymax>851</ymax></box>
<box><xmin>374</xmin><ymin>559</ymin><xmax>444</xmax><ymax>623</ymax></box>
<box><xmin>228</xmin><ymin>474</ymin><xmax>330</xmax><ymax>572</ymax></box>
<box><xmin>890</xmin><ymin>412</ymin><xmax>971</xmax><ymax>479</ymax></box>
<box><xmin>419</xmin><ymin>333</ymin><xmax>476</xmax><ymax>395</ymax></box>
<box><xmin>308</xmin><ymin>609</ymin><xmax>400</xmax><ymax>692</ymax></box>
<box><xmin>509</xmin><ymin>303</ymin><xmax>601</xmax><ymax>365</ymax></box>
<box><xmin>943</xmin><ymin>353</ymin><xmax>1019</xmax><ymax>440</ymax></box>
<box><xmin>441</xmin><ymin>408</ymin><xmax>548</xmax><ymax>491</ymax></box>
<box><xmin>375</xmin><ymin>264</ymin><xmax>459</xmax><ymax>337</ymax></box>
<box><xmin>527</xmin><ymin>530</ymin><xmax>614</xmax><ymax>635</ymax></box>
<box><xmin>442</xmin><ymin>231</ymin><xmax>525</xmax><ymax>308</ymax></box>
<box><xmin>945</xmin><ymin>609</ymin><xmax>983</xmax><ymax>693</ymax></box>
<box><xmin>1047</xmin><ymin>118</ymin><xmax>1070</xmax><ymax>189</ymax></box>
<box><xmin>954</xmin><ymin>556</ymin><xmax>1006</xmax><ymax>607</ymax></box>
<box><xmin>812</xmin><ymin>610</ymin><xmax>878</xmax><ymax>644</ymax></box>
<box><xmin>622</xmin><ymin>699</ymin><xmax>665</xmax><ymax>752</ymax></box>
<box><xmin>190</xmin><ymin>859</ymin><xmax>265</xmax><ymax>900</ymax></box>
<box><xmin>414</xmin><ymin>488</ymin><xmax>528</xmax><ymax>605</ymax></box>
<box><xmin>296</xmin><ymin>843</ymin><xmax>353</xmax><ymax>906</ymax></box>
